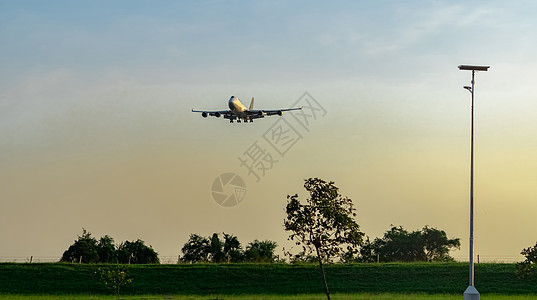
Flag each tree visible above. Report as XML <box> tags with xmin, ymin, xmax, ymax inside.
<box><xmin>516</xmin><ymin>242</ymin><xmax>537</xmax><ymax>278</ymax></box>
<box><xmin>97</xmin><ymin>235</ymin><xmax>118</xmax><ymax>263</ymax></box>
<box><xmin>208</xmin><ymin>233</ymin><xmax>226</xmax><ymax>263</ymax></box>
<box><xmin>61</xmin><ymin>230</ymin><xmax>159</xmax><ymax>264</ymax></box>
<box><xmin>181</xmin><ymin>234</ymin><xmax>211</xmax><ymax>263</ymax></box>
<box><xmin>60</xmin><ymin>229</ymin><xmax>99</xmax><ymax>263</ymax></box>
<box><xmin>374</xmin><ymin>226</ymin><xmax>425</xmax><ymax>262</ymax></box>
<box><xmin>96</xmin><ymin>265</ymin><xmax>133</xmax><ymax>299</ymax></box>
<box><xmin>358</xmin><ymin>225</ymin><xmax>460</xmax><ymax>263</ymax></box>
<box><xmin>223</xmin><ymin>233</ymin><xmax>244</xmax><ymax>263</ymax></box>
<box><xmin>244</xmin><ymin>240</ymin><xmax>277</xmax><ymax>263</ymax></box>
<box><xmin>421</xmin><ymin>226</ymin><xmax>460</xmax><ymax>262</ymax></box>
<box><xmin>117</xmin><ymin>239</ymin><xmax>159</xmax><ymax>264</ymax></box>
<box><xmin>284</xmin><ymin>178</ymin><xmax>364</xmax><ymax>300</ymax></box>
<box><xmin>181</xmin><ymin>233</ymin><xmax>245</xmax><ymax>263</ymax></box>
<box><xmin>356</xmin><ymin>237</ymin><xmax>378</xmax><ymax>263</ymax></box>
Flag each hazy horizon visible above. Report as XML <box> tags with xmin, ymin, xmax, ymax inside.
<box><xmin>1</xmin><ymin>1</ymin><xmax>537</xmax><ymax>263</ymax></box>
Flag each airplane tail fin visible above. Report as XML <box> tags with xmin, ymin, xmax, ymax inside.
<box><xmin>249</xmin><ymin>97</ymin><xmax>254</xmax><ymax>111</ymax></box>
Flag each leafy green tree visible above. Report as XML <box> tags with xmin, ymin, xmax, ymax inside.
<box><xmin>356</xmin><ymin>237</ymin><xmax>378</xmax><ymax>263</ymax></box>
<box><xmin>516</xmin><ymin>242</ymin><xmax>537</xmax><ymax>278</ymax></box>
<box><xmin>375</xmin><ymin>226</ymin><xmax>425</xmax><ymax>262</ymax></box>
<box><xmin>359</xmin><ymin>225</ymin><xmax>460</xmax><ymax>263</ymax></box>
<box><xmin>421</xmin><ymin>226</ymin><xmax>460</xmax><ymax>262</ymax></box>
<box><xmin>244</xmin><ymin>240</ymin><xmax>277</xmax><ymax>263</ymax></box>
<box><xmin>60</xmin><ymin>229</ymin><xmax>99</xmax><ymax>263</ymax></box>
<box><xmin>96</xmin><ymin>265</ymin><xmax>132</xmax><ymax>299</ymax></box>
<box><xmin>284</xmin><ymin>178</ymin><xmax>364</xmax><ymax>300</ymax></box>
<box><xmin>223</xmin><ymin>233</ymin><xmax>244</xmax><ymax>263</ymax></box>
<box><xmin>117</xmin><ymin>239</ymin><xmax>159</xmax><ymax>264</ymax></box>
<box><xmin>181</xmin><ymin>233</ymin><xmax>245</xmax><ymax>263</ymax></box>
<box><xmin>181</xmin><ymin>234</ymin><xmax>211</xmax><ymax>263</ymax></box>
<box><xmin>208</xmin><ymin>233</ymin><xmax>226</xmax><ymax>263</ymax></box>
<box><xmin>97</xmin><ymin>235</ymin><xmax>118</xmax><ymax>263</ymax></box>
<box><xmin>61</xmin><ymin>230</ymin><xmax>160</xmax><ymax>264</ymax></box>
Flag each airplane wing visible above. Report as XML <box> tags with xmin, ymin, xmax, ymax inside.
<box><xmin>191</xmin><ymin>109</ymin><xmax>231</xmax><ymax>118</ymax></box>
<box><xmin>249</xmin><ymin>107</ymin><xmax>303</xmax><ymax>118</ymax></box>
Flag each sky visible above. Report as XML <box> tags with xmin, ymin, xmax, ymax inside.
<box><xmin>1</xmin><ymin>1</ymin><xmax>536</xmax><ymax>263</ymax></box>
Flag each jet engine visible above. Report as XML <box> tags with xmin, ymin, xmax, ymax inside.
<box><xmin>258</xmin><ymin>111</ymin><xmax>265</xmax><ymax>117</ymax></box>
<box><xmin>277</xmin><ymin>110</ymin><xmax>283</xmax><ymax>116</ymax></box>
<box><xmin>215</xmin><ymin>112</ymin><xmax>221</xmax><ymax>118</ymax></box>
<box><xmin>202</xmin><ymin>112</ymin><xmax>208</xmax><ymax>118</ymax></box>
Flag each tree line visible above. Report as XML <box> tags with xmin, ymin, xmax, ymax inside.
<box><xmin>61</xmin><ymin>225</ymin><xmax>460</xmax><ymax>265</ymax></box>
<box><xmin>60</xmin><ymin>229</ymin><xmax>159</xmax><ymax>264</ymax></box>
<box><xmin>61</xmin><ymin>229</ymin><xmax>280</xmax><ymax>264</ymax></box>
<box><xmin>180</xmin><ymin>233</ymin><xmax>278</xmax><ymax>263</ymax></box>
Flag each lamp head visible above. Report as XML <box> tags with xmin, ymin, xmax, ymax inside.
<box><xmin>459</xmin><ymin>65</ymin><xmax>490</xmax><ymax>71</ymax></box>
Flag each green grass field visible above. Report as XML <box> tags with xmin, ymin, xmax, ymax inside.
<box><xmin>0</xmin><ymin>294</ymin><xmax>537</xmax><ymax>300</ymax></box>
<box><xmin>0</xmin><ymin>263</ymin><xmax>535</xmax><ymax>298</ymax></box>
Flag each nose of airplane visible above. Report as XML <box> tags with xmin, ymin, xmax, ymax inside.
<box><xmin>229</xmin><ymin>96</ymin><xmax>238</xmax><ymax>104</ymax></box>
<box><xmin>228</xmin><ymin>96</ymin><xmax>236</xmax><ymax>110</ymax></box>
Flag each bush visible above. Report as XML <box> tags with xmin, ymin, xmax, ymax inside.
<box><xmin>516</xmin><ymin>242</ymin><xmax>537</xmax><ymax>278</ymax></box>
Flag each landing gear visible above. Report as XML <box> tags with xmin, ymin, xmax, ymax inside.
<box><xmin>229</xmin><ymin>118</ymin><xmax>252</xmax><ymax>123</ymax></box>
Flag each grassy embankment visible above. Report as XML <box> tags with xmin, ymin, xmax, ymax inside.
<box><xmin>1</xmin><ymin>295</ymin><xmax>537</xmax><ymax>300</ymax></box>
<box><xmin>0</xmin><ymin>262</ymin><xmax>535</xmax><ymax>296</ymax></box>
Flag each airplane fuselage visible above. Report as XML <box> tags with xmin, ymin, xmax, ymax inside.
<box><xmin>228</xmin><ymin>96</ymin><xmax>248</xmax><ymax>114</ymax></box>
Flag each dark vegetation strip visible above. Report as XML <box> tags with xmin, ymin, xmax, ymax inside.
<box><xmin>0</xmin><ymin>263</ymin><xmax>535</xmax><ymax>295</ymax></box>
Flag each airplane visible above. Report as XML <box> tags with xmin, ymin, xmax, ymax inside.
<box><xmin>192</xmin><ymin>96</ymin><xmax>302</xmax><ymax>123</ymax></box>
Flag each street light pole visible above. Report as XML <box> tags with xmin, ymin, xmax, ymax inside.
<box><xmin>459</xmin><ymin>65</ymin><xmax>489</xmax><ymax>300</ymax></box>
<box><xmin>469</xmin><ymin>69</ymin><xmax>476</xmax><ymax>288</ymax></box>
